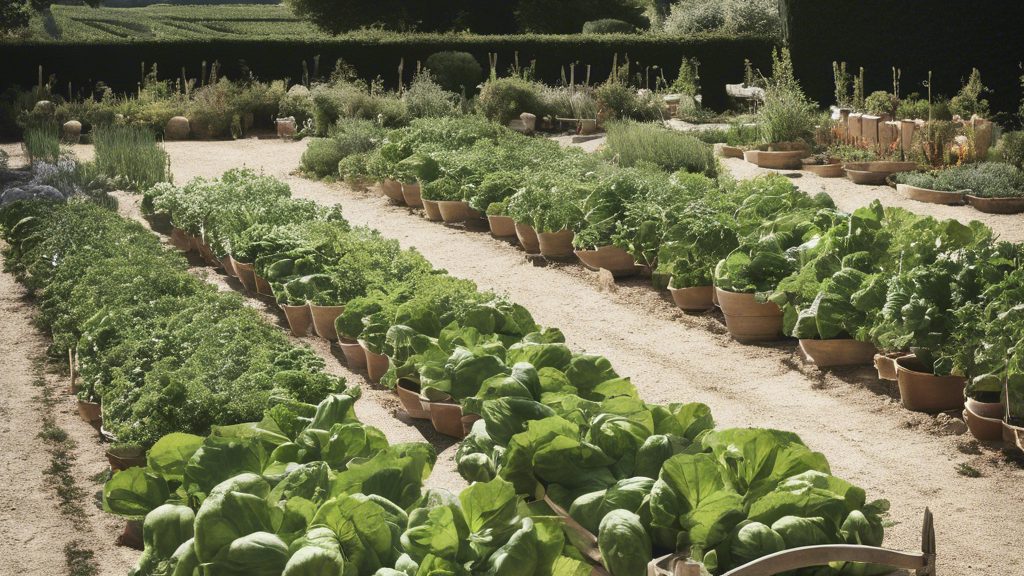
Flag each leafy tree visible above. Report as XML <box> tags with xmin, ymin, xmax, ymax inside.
<box><xmin>2</xmin><ymin>0</ymin><xmax>101</xmax><ymax>35</ymax></box>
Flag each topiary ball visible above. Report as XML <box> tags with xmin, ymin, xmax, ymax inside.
<box><xmin>424</xmin><ymin>51</ymin><xmax>483</xmax><ymax>95</ymax></box>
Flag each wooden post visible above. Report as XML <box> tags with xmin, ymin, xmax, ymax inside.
<box><xmin>68</xmin><ymin>81</ymin><xmax>72</xmax><ymax>101</ymax></box>
<box><xmin>182</xmin><ymin>67</ymin><xmax>188</xmax><ymax>95</ymax></box>
<box><xmin>38</xmin><ymin>65</ymin><xmax>43</xmax><ymax>95</ymax></box>
<box><xmin>570</xmin><ymin>63</ymin><xmax>575</xmax><ymax>88</ymax></box>
<box><xmin>141</xmin><ymin>61</ymin><xmax>145</xmax><ymax>85</ymax></box>
<box><xmin>586</xmin><ymin>64</ymin><xmax>591</xmax><ymax>86</ymax></box>
<box><xmin>68</xmin><ymin>348</ymin><xmax>75</xmax><ymax>392</ymax></box>
<box><xmin>313</xmin><ymin>54</ymin><xmax>320</xmax><ymax>80</ymax></box>
<box><xmin>201</xmin><ymin>61</ymin><xmax>207</xmax><ymax>87</ymax></box>
<box><xmin>395</xmin><ymin>58</ymin><xmax>403</xmax><ymax>95</ymax></box>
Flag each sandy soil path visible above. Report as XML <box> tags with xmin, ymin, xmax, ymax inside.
<box><xmin>0</xmin><ymin>253</ymin><xmax>138</xmax><ymax>576</ymax></box>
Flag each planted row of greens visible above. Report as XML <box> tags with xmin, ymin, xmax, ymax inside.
<box><xmin>331</xmin><ymin>115</ymin><xmax>1024</xmax><ymax>415</ymax></box>
<box><xmin>0</xmin><ymin>197</ymin><xmax>351</xmax><ymax>447</ymax></box>
<box><xmin>135</xmin><ymin>168</ymin><xmax>897</xmax><ymax>575</ymax></box>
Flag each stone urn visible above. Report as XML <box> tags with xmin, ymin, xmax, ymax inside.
<box><xmin>165</xmin><ymin>116</ymin><xmax>191</xmax><ymax>140</ymax></box>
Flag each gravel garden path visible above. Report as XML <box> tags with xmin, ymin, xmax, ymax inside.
<box><xmin>2</xmin><ymin>138</ymin><xmax>1022</xmax><ymax>575</ymax></box>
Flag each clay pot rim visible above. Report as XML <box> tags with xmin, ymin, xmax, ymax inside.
<box><xmin>964</xmin><ymin>400</ymin><xmax>1004</xmax><ymax>423</ymax></box>
<box><xmin>895</xmin><ymin>355</ymin><xmax>964</xmax><ymax>380</ymax></box>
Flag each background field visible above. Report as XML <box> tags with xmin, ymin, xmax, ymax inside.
<box><xmin>23</xmin><ymin>4</ymin><xmax>329</xmax><ymax>42</ymax></box>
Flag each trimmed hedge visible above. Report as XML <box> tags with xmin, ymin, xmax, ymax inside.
<box><xmin>783</xmin><ymin>0</ymin><xmax>1024</xmax><ymax>118</ymax></box>
<box><xmin>0</xmin><ymin>33</ymin><xmax>776</xmax><ymax>111</ymax></box>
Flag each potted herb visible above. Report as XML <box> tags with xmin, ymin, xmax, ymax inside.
<box><xmin>713</xmin><ymin>244</ymin><xmax>791</xmax><ymax>343</ymax></box>
<box><xmin>800</xmin><ymin>152</ymin><xmax>844</xmax><ymax>178</ymax></box>
<box><xmin>506</xmin><ymin>186</ymin><xmax>544</xmax><ymax>254</ymax></box>
<box><xmin>892</xmin><ymin>171</ymin><xmax>967</xmax><ymax>205</ymax></box>
<box><xmin>532</xmin><ymin>186</ymin><xmax>584</xmax><ymax>258</ymax></box>
<box><xmin>486</xmin><ymin>200</ymin><xmax>516</xmax><ymax>238</ymax></box>
<box><xmin>659</xmin><ymin>207</ymin><xmax>739</xmax><ymax>311</ymax></box>
<box><xmin>421</xmin><ymin>176</ymin><xmax>470</xmax><ymax>223</ymax></box>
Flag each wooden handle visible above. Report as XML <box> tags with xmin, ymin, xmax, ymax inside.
<box><xmin>721</xmin><ymin>544</ymin><xmax>928</xmax><ymax>576</ymax></box>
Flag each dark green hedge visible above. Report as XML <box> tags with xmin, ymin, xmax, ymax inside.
<box><xmin>0</xmin><ymin>33</ymin><xmax>776</xmax><ymax>110</ymax></box>
<box><xmin>783</xmin><ymin>0</ymin><xmax>1024</xmax><ymax>119</ymax></box>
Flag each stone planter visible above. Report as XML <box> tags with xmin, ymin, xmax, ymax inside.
<box><xmin>309</xmin><ymin>304</ymin><xmax>345</xmax><ymax>340</ymax></box>
<box><xmin>275</xmin><ymin>117</ymin><xmax>296</xmax><ymax>139</ymax></box>
<box><xmin>537</xmin><ymin>229</ymin><xmax>576</xmax><ymax>258</ymax></box>
<box><xmin>668</xmin><ymin>285</ymin><xmax>715</xmax><ymax>311</ymax></box>
<box><xmin>232</xmin><ymin>260</ymin><xmax>257</xmax><ymax>295</ymax></box>
<box><xmin>897</xmin><ymin>184</ymin><xmax>965</xmax><ymax>205</ymax></box>
<box><xmin>743</xmin><ymin>148</ymin><xmax>810</xmax><ymax>170</ymax></box>
<box><xmin>895</xmin><ymin>356</ymin><xmax>967</xmax><ymax>413</ymax></box>
<box><xmin>963</xmin><ymin>399</ymin><xmax>1004</xmax><ymax>442</ymax></box>
<box><xmin>169</xmin><ymin>227</ymin><xmax>191</xmax><ymax>252</ymax></box>
<box><xmin>801</xmin><ymin>162</ymin><xmax>845</xmax><ymax>178</ymax></box>
<box><xmin>488</xmin><ymin>215</ymin><xmax>517</xmax><ymax>237</ymax></box>
<box><xmin>874</xmin><ymin>352</ymin><xmax>908</xmax><ymax>381</ymax></box>
<box><xmin>575</xmin><ymin>245</ymin><xmax>640</xmax><ymax>277</ymax></box>
<box><xmin>718</xmin><ymin>144</ymin><xmax>744</xmax><ymax>159</ymax></box>
<box><xmin>422</xmin><ymin>200</ymin><xmax>443</xmax><ymax>222</ymax></box>
<box><xmin>798</xmin><ymin>339</ymin><xmax>878</xmax><ymax>368</ymax></box>
<box><xmin>253</xmin><ymin>272</ymin><xmax>274</xmax><ymax>297</ymax></box>
<box><xmin>77</xmin><ymin>399</ymin><xmax>102</xmax><ymax>430</ymax></box>
<box><xmin>431</xmin><ymin>402</ymin><xmax>469</xmax><ymax>439</ymax></box>
<box><xmin>843</xmin><ymin>162</ymin><xmax>920</xmax><ymax>186</ymax></box>
<box><xmin>361</xmin><ymin>341</ymin><xmax>390</xmax><ymax>383</ymax></box>
<box><xmin>280</xmin><ymin>303</ymin><xmax>313</xmax><ymax>337</ymax></box>
<box><xmin>861</xmin><ymin>115</ymin><xmax>881</xmax><ymax>144</ymax></box>
<box><xmin>397</xmin><ymin>378</ymin><xmax>430</xmax><ymax>419</ymax></box>
<box><xmin>515</xmin><ymin>222</ymin><xmax>541</xmax><ymax>254</ymax></box>
<box><xmin>401</xmin><ymin>183</ymin><xmax>423</xmax><ymax>207</ymax></box>
<box><xmin>381</xmin><ymin>179</ymin><xmax>405</xmax><ymax>203</ymax></box>
<box><xmin>106</xmin><ymin>447</ymin><xmax>147</xmax><ymax>472</ymax></box>
<box><xmin>965</xmin><ymin>195</ymin><xmax>1024</xmax><ymax>215</ymax></box>
<box><xmin>579</xmin><ymin>119</ymin><xmax>598</xmax><ymax>135</ymax></box>
<box><xmin>338</xmin><ymin>339</ymin><xmax>367</xmax><ymax>369</ymax></box>
<box><xmin>437</xmin><ymin>201</ymin><xmax>470</xmax><ymax>223</ymax></box>
<box><xmin>715</xmin><ymin>288</ymin><xmax>783</xmax><ymax>342</ymax></box>
<box><xmin>847</xmin><ymin>113</ymin><xmax>863</xmax><ymax>140</ymax></box>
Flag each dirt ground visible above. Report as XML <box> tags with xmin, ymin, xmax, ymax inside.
<box><xmin>0</xmin><ymin>253</ymin><xmax>138</xmax><ymax>575</ymax></box>
<box><xmin>2</xmin><ymin>138</ymin><xmax>1023</xmax><ymax>575</ymax></box>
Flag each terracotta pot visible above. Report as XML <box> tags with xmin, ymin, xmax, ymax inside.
<box><xmin>77</xmin><ymin>399</ymin><xmax>102</xmax><ymax>430</ymax></box>
<box><xmin>719</xmin><ymin>144</ymin><xmax>744</xmax><ymax>159</ymax></box>
<box><xmin>488</xmin><ymin>215</ymin><xmax>517</xmax><ymax>237</ymax></box>
<box><xmin>966</xmin><ymin>397</ymin><xmax>1004</xmax><ymax>419</ymax></box>
<box><xmin>219</xmin><ymin>256</ymin><xmax>236</xmax><ymax>277</ymax></box>
<box><xmin>233</xmin><ymin>261</ymin><xmax>257</xmax><ymax>295</ymax></box>
<box><xmin>199</xmin><ymin>242</ymin><xmax>218</xmax><ymax>266</ymax></box>
<box><xmin>402</xmin><ymin>183</ymin><xmax>423</xmax><ymax>207</ymax></box>
<box><xmin>742</xmin><ymin>149</ymin><xmax>810</xmax><ymax>170</ymax></box>
<box><xmin>169</xmin><ymin>227</ymin><xmax>191</xmax><ymax>252</ymax></box>
<box><xmin>873</xmin><ymin>352</ymin><xmax>907</xmax><ymax>381</ymax></box>
<box><xmin>897</xmin><ymin>184</ymin><xmax>965</xmax><ymax>205</ymax></box>
<box><xmin>515</xmin><ymin>222</ymin><xmax>541</xmax><ymax>254</ymax></box>
<box><xmin>895</xmin><ymin>356</ymin><xmax>967</xmax><ymax>413</ymax></box>
<box><xmin>715</xmin><ymin>288</ymin><xmax>783</xmax><ymax>342</ymax></box>
<box><xmin>963</xmin><ymin>402</ymin><xmax>1004</xmax><ymax>442</ymax></box>
<box><xmin>431</xmin><ymin>402</ymin><xmax>469</xmax><ymax>438</ymax></box>
<box><xmin>462</xmin><ymin>414</ymin><xmax>483</xmax><ymax>437</ymax></box>
<box><xmin>422</xmin><ymin>200</ymin><xmax>443</xmax><ymax>222</ymax></box>
<box><xmin>280</xmin><ymin>303</ymin><xmax>313</xmax><ymax>337</ymax></box>
<box><xmin>1003</xmin><ymin>421</ymin><xmax>1024</xmax><ymax>447</ymax></box>
<box><xmin>798</xmin><ymin>339</ymin><xmax>878</xmax><ymax>367</ymax></box>
<box><xmin>361</xmin><ymin>341</ymin><xmax>390</xmax><ymax>383</ymax></box>
<box><xmin>537</xmin><ymin>229</ymin><xmax>576</xmax><ymax>257</ymax></box>
<box><xmin>575</xmin><ymin>245</ymin><xmax>640</xmax><ymax>277</ymax></box>
<box><xmin>437</xmin><ymin>200</ymin><xmax>470</xmax><ymax>223</ymax></box>
<box><xmin>802</xmin><ymin>163</ymin><xmax>845</xmax><ymax>178</ymax></box>
<box><xmin>845</xmin><ymin>170</ymin><xmax>890</xmax><ymax>185</ymax></box>
<box><xmin>397</xmin><ymin>379</ymin><xmax>430</xmax><ymax>419</ymax></box>
<box><xmin>381</xmin><ymin>179</ymin><xmax>405</xmax><ymax>203</ymax></box>
<box><xmin>844</xmin><ymin>161</ymin><xmax>920</xmax><ymax>174</ymax></box>
<box><xmin>106</xmin><ymin>447</ymin><xmax>147</xmax><ymax>472</ymax></box>
<box><xmin>712</xmin><ymin>286</ymin><xmax>720</xmax><ymax>307</ymax></box>
<box><xmin>118</xmin><ymin>519</ymin><xmax>144</xmax><ymax>550</ymax></box>
<box><xmin>309</xmin><ymin>304</ymin><xmax>345</xmax><ymax>340</ymax></box>
<box><xmin>338</xmin><ymin>339</ymin><xmax>367</xmax><ymax>369</ymax></box>
<box><xmin>669</xmin><ymin>285</ymin><xmax>715</xmax><ymax>311</ymax></box>
<box><xmin>254</xmin><ymin>272</ymin><xmax>274</xmax><ymax>297</ymax></box>
<box><xmin>965</xmin><ymin>195</ymin><xmax>1024</xmax><ymax>215</ymax></box>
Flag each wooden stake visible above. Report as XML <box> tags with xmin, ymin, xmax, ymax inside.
<box><xmin>182</xmin><ymin>67</ymin><xmax>188</xmax><ymax>95</ymax></box>
<box><xmin>398</xmin><ymin>58</ymin><xmax>404</xmax><ymax>96</ymax></box>
<box><xmin>313</xmin><ymin>54</ymin><xmax>320</xmax><ymax>80</ymax></box>
<box><xmin>38</xmin><ymin>65</ymin><xmax>42</xmax><ymax>95</ymax></box>
<box><xmin>586</xmin><ymin>65</ymin><xmax>591</xmax><ymax>86</ymax></box>
<box><xmin>201</xmin><ymin>61</ymin><xmax>207</xmax><ymax>87</ymax></box>
<box><xmin>570</xmin><ymin>63</ymin><xmax>575</xmax><ymax>88</ymax></box>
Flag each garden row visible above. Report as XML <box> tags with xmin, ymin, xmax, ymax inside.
<box><xmin>317</xmin><ymin>114</ymin><xmax>1024</xmax><ymax>449</ymax></box>
<box><xmin>0</xmin><ymin>157</ymin><xmax>907</xmax><ymax>576</ymax></box>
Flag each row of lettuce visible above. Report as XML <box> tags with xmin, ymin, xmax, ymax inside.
<box><xmin>2</xmin><ymin>171</ymin><xmax>892</xmax><ymax>576</ymax></box>
<box><xmin>323</xmin><ymin>116</ymin><xmax>1024</xmax><ymax>415</ymax></box>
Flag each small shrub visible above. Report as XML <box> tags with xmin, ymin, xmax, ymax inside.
<box><xmin>424</xmin><ymin>52</ymin><xmax>483</xmax><ymax>95</ymax></box>
<box><xmin>603</xmin><ymin>121</ymin><xmax>717</xmax><ymax>177</ymax></box>
<box><xmin>22</xmin><ymin>125</ymin><xmax>63</xmax><ymax>164</ymax></box>
<box><xmin>582</xmin><ymin>19</ymin><xmax>638</xmax><ymax>34</ymax></box>
<box><xmin>670</xmin><ymin>58</ymin><xmax>700</xmax><ymax>97</ymax></box>
<box><xmin>896</xmin><ymin>95</ymin><xmax>930</xmax><ymax>120</ymax></box>
<box><xmin>279</xmin><ymin>84</ymin><xmax>315</xmax><ymax>126</ymax></box>
<box><xmin>310</xmin><ymin>80</ymin><xmax>369</xmax><ymax>135</ymax></box>
<box><xmin>894</xmin><ymin>163</ymin><xmax>1024</xmax><ymax>198</ymax></box>
<box><xmin>404</xmin><ymin>72</ymin><xmax>460</xmax><ymax>119</ymax></box>
<box><xmin>596</xmin><ymin>81</ymin><xmax>666</xmax><ymax>123</ymax></box>
<box><xmin>92</xmin><ymin>125</ymin><xmax>171</xmax><ymax>191</ymax></box>
<box><xmin>478</xmin><ymin>77</ymin><xmax>546</xmax><ymax>125</ymax></box>
<box><xmin>539</xmin><ymin>85</ymin><xmax>598</xmax><ymax>119</ymax></box>
<box><xmin>663</xmin><ymin>0</ymin><xmax>779</xmax><ymax>37</ymax></box>
<box><xmin>300</xmin><ymin>138</ymin><xmax>346</xmax><ymax>178</ymax></box>
<box><xmin>994</xmin><ymin>131</ymin><xmax>1024</xmax><ymax>170</ymax></box>
<box><xmin>864</xmin><ymin>90</ymin><xmax>898</xmax><ymax>117</ymax></box>
<box><xmin>757</xmin><ymin>85</ymin><xmax>817</xmax><ymax>145</ymax></box>
<box><xmin>949</xmin><ymin>68</ymin><xmax>990</xmax><ymax>119</ymax></box>
<box><xmin>362</xmin><ymin>94</ymin><xmax>409</xmax><ymax>128</ymax></box>
<box><xmin>303</xmin><ymin>118</ymin><xmax>384</xmax><ymax>178</ymax></box>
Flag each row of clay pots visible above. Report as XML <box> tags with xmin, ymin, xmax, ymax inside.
<box><xmin>896</xmin><ymin>183</ymin><xmax>1024</xmax><ymax>214</ymax></box>
<box><xmin>396</xmin><ymin>378</ymin><xmax>481</xmax><ymax>439</ymax></box>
